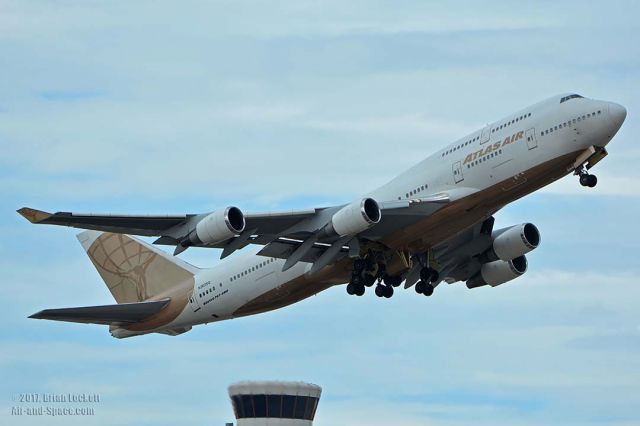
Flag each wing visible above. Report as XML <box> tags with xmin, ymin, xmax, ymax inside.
<box><xmin>18</xmin><ymin>187</ymin><xmax>475</xmax><ymax>272</ymax></box>
<box><xmin>29</xmin><ymin>299</ymin><xmax>170</xmax><ymax>326</ymax></box>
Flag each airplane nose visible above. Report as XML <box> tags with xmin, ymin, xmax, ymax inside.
<box><xmin>608</xmin><ymin>102</ymin><xmax>627</xmax><ymax>131</ymax></box>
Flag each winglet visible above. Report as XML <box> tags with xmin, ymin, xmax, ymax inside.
<box><xmin>17</xmin><ymin>207</ymin><xmax>52</xmax><ymax>223</ymax></box>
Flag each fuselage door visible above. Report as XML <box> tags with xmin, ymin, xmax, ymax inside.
<box><xmin>480</xmin><ymin>125</ymin><xmax>491</xmax><ymax>144</ymax></box>
<box><xmin>189</xmin><ymin>291</ymin><xmax>201</xmax><ymax>313</ymax></box>
<box><xmin>453</xmin><ymin>161</ymin><xmax>464</xmax><ymax>183</ymax></box>
<box><xmin>526</xmin><ymin>128</ymin><xmax>537</xmax><ymax>150</ymax></box>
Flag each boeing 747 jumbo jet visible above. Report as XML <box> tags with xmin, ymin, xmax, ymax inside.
<box><xmin>19</xmin><ymin>93</ymin><xmax>626</xmax><ymax>338</ymax></box>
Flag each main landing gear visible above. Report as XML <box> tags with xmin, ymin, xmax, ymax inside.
<box><xmin>346</xmin><ymin>257</ymin><xmax>402</xmax><ymax>298</ymax></box>
<box><xmin>576</xmin><ymin>166</ymin><xmax>597</xmax><ymax>188</ymax></box>
<box><xmin>414</xmin><ymin>267</ymin><xmax>439</xmax><ymax>297</ymax></box>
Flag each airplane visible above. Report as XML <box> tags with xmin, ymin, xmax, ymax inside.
<box><xmin>18</xmin><ymin>93</ymin><xmax>626</xmax><ymax>338</ymax></box>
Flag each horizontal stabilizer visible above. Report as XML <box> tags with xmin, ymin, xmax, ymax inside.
<box><xmin>29</xmin><ymin>299</ymin><xmax>170</xmax><ymax>326</ymax></box>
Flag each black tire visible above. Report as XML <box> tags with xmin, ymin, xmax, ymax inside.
<box><xmin>429</xmin><ymin>270</ymin><xmax>439</xmax><ymax>283</ymax></box>
<box><xmin>375</xmin><ymin>285</ymin><xmax>386</xmax><ymax>297</ymax></box>
<box><xmin>363</xmin><ymin>274</ymin><xmax>376</xmax><ymax>287</ymax></box>
<box><xmin>355</xmin><ymin>285</ymin><xmax>365</xmax><ymax>297</ymax></box>
<box><xmin>423</xmin><ymin>284</ymin><xmax>434</xmax><ymax>296</ymax></box>
<box><xmin>419</xmin><ymin>267</ymin><xmax>431</xmax><ymax>282</ymax></box>
<box><xmin>587</xmin><ymin>174</ymin><xmax>597</xmax><ymax>187</ymax></box>
<box><xmin>384</xmin><ymin>275</ymin><xmax>402</xmax><ymax>287</ymax></box>
<box><xmin>347</xmin><ymin>283</ymin><xmax>356</xmax><ymax>295</ymax></box>
<box><xmin>415</xmin><ymin>280</ymin><xmax>426</xmax><ymax>294</ymax></box>
<box><xmin>383</xmin><ymin>285</ymin><xmax>394</xmax><ymax>298</ymax></box>
<box><xmin>579</xmin><ymin>174</ymin><xmax>590</xmax><ymax>187</ymax></box>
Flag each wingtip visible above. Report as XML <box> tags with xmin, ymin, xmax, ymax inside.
<box><xmin>17</xmin><ymin>207</ymin><xmax>52</xmax><ymax>223</ymax></box>
<box><xmin>28</xmin><ymin>311</ymin><xmax>45</xmax><ymax>319</ymax></box>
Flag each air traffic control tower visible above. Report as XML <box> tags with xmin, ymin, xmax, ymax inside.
<box><xmin>228</xmin><ymin>381</ymin><xmax>322</xmax><ymax>425</ymax></box>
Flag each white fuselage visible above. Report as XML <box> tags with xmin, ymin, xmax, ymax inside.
<box><xmin>163</xmin><ymin>94</ymin><xmax>625</xmax><ymax>332</ymax></box>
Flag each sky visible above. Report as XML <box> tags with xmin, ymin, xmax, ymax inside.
<box><xmin>1</xmin><ymin>1</ymin><xmax>639</xmax><ymax>425</ymax></box>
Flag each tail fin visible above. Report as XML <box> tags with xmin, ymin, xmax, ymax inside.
<box><xmin>77</xmin><ymin>231</ymin><xmax>199</xmax><ymax>303</ymax></box>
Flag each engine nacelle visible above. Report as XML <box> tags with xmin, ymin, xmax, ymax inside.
<box><xmin>466</xmin><ymin>255</ymin><xmax>527</xmax><ymax>289</ymax></box>
<box><xmin>325</xmin><ymin>198</ymin><xmax>381</xmax><ymax>237</ymax></box>
<box><xmin>192</xmin><ymin>206</ymin><xmax>245</xmax><ymax>245</ymax></box>
<box><xmin>486</xmin><ymin>223</ymin><xmax>540</xmax><ymax>262</ymax></box>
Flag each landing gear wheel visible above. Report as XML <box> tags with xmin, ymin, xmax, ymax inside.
<box><xmin>578</xmin><ymin>169</ymin><xmax>598</xmax><ymax>188</ymax></box>
<box><xmin>363</xmin><ymin>274</ymin><xmax>377</xmax><ymax>287</ymax></box>
<box><xmin>423</xmin><ymin>284</ymin><xmax>434</xmax><ymax>297</ymax></box>
<box><xmin>420</xmin><ymin>267</ymin><xmax>439</xmax><ymax>284</ymax></box>
<box><xmin>354</xmin><ymin>284</ymin><xmax>365</xmax><ymax>297</ymax></box>
<box><xmin>383</xmin><ymin>285</ymin><xmax>394</xmax><ymax>298</ymax></box>
<box><xmin>383</xmin><ymin>275</ymin><xmax>402</xmax><ymax>287</ymax></box>
<box><xmin>346</xmin><ymin>283</ymin><xmax>356</xmax><ymax>295</ymax></box>
<box><xmin>415</xmin><ymin>280</ymin><xmax>427</xmax><ymax>294</ymax></box>
<box><xmin>579</xmin><ymin>174</ymin><xmax>590</xmax><ymax>186</ymax></box>
<box><xmin>375</xmin><ymin>284</ymin><xmax>386</xmax><ymax>298</ymax></box>
<box><xmin>419</xmin><ymin>267</ymin><xmax>431</xmax><ymax>282</ymax></box>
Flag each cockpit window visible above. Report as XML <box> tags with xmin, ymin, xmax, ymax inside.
<box><xmin>560</xmin><ymin>94</ymin><xmax>583</xmax><ymax>103</ymax></box>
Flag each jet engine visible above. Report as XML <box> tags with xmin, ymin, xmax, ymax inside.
<box><xmin>193</xmin><ymin>207</ymin><xmax>245</xmax><ymax>244</ymax></box>
<box><xmin>484</xmin><ymin>223</ymin><xmax>540</xmax><ymax>262</ymax></box>
<box><xmin>466</xmin><ymin>255</ymin><xmax>527</xmax><ymax>289</ymax></box>
<box><xmin>177</xmin><ymin>207</ymin><xmax>245</xmax><ymax>253</ymax></box>
<box><xmin>324</xmin><ymin>198</ymin><xmax>381</xmax><ymax>237</ymax></box>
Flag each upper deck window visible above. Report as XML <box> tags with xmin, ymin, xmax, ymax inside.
<box><xmin>560</xmin><ymin>94</ymin><xmax>583</xmax><ymax>103</ymax></box>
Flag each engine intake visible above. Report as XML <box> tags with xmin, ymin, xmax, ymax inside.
<box><xmin>466</xmin><ymin>255</ymin><xmax>527</xmax><ymax>289</ymax></box>
<box><xmin>325</xmin><ymin>198</ymin><xmax>381</xmax><ymax>237</ymax></box>
<box><xmin>485</xmin><ymin>223</ymin><xmax>540</xmax><ymax>262</ymax></box>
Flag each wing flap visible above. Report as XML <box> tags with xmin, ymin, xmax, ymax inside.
<box><xmin>257</xmin><ymin>238</ymin><xmax>348</xmax><ymax>264</ymax></box>
<box><xmin>29</xmin><ymin>299</ymin><xmax>171</xmax><ymax>326</ymax></box>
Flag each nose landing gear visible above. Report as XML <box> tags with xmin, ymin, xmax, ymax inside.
<box><xmin>576</xmin><ymin>166</ymin><xmax>597</xmax><ymax>188</ymax></box>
